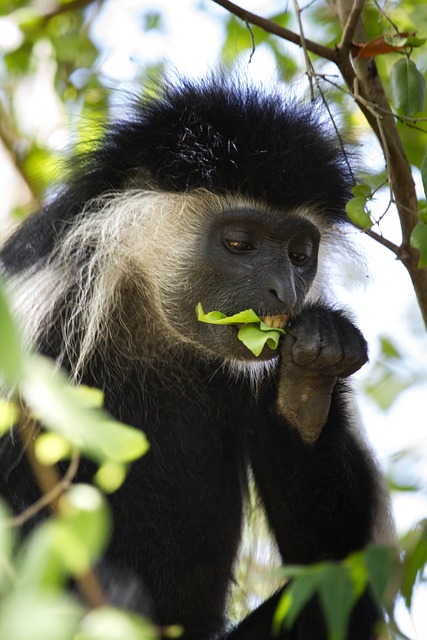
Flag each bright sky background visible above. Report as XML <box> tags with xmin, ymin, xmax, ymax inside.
<box><xmin>1</xmin><ymin>0</ymin><xmax>426</xmax><ymax>636</ymax></box>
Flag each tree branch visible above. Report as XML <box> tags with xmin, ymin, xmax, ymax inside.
<box><xmin>211</xmin><ymin>0</ymin><xmax>338</xmax><ymax>62</ymax></box>
<box><xmin>41</xmin><ymin>0</ymin><xmax>102</xmax><ymax>23</ymax></box>
<box><xmin>214</xmin><ymin>0</ymin><xmax>427</xmax><ymax>326</ymax></box>
<box><xmin>0</xmin><ymin>98</ymin><xmax>37</xmax><ymax>202</ymax></box>
<box><xmin>339</xmin><ymin>0</ymin><xmax>366</xmax><ymax>51</ymax></box>
<box><xmin>365</xmin><ymin>229</ymin><xmax>400</xmax><ymax>256</ymax></box>
<box><xmin>292</xmin><ymin>0</ymin><xmax>315</xmax><ymax>100</ymax></box>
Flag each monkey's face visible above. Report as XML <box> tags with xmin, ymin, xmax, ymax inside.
<box><xmin>171</xmin><ymin>207</ymin><xmax>321</xmax><ymax>362</ymax></box>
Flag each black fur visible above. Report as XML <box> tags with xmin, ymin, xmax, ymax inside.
<box><xmin>0</xmin><ymin>78</ymin><xmax>387</xmax><ymax>639</ymax></box>
<box><xmin>0</xmin><ymin>79</ymin><xmax>351</xmax><ymax>273</ymax></box>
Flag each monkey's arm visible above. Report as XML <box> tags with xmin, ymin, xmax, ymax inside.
<box><xmin>276</xmin><ymin>306</ymin><xmax>368</xmax><ymax>445</ymax></box>
<box><xmin>247</xmin><ymin>306</ymin><xmax>381</xmax><ymax>564</ymax></box>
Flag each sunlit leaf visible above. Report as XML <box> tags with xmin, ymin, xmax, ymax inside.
<box><xmin>0</xmin><ymin>281</ymin><xmax>24</xmax><ymax>386</ymax></box>
<box><xmin>76</xmin><ymin>606</ymin><xmax>159</xmax><ymax>640</ymax></box>
<box><xmin>364</xmin><ymin>546</ymin><xmax>396</xmax><ymax>607</ymax></box>
<box><xmin>17</xmin><ymin>484</ymin><xmax>111</xmax><ymax>586</ymax></box>
<box><xmin>196</xmin><ymin>304</ymin><xmax>285</xmax><ymax>356</ymax></box>
<box><xmin>318</xmin><ymin>565</ymin><xmax>356</xmax><ymax>640</ymax></box>
<box><xmin>21</xmin><ymin>355</ymin><xmax>150</xmax><ymax>464</ymax></box>
<box><xmin>405</xmin><ymin>35</ymin><xmax>427</xmax><ymax>48</ymax></box>
<box><xmin>0</xmin><ymin>500</ymin><xmax>15</xmax><ymax>591</ymax></box>
<box><xmin>237</xmin><ymin>323</ymin><xmax>282</xmax><ymax>356</ymax></box>
<box><xmin>56</xmin><ymin>484</ymin><xmax>111</xmax><ymax>573</ymax></box>
<box><xmin>401</xmin><ymin>523</ymin><xmax>427</xmax><ymax>609</ymax></box>
<box><xmin>94</xmin><ymin>462</ymin><xmax>127</xmax><ymax>494</ymax></box>
<box><xmin>0</xmin><ymin>398</ymin><xmax>19</xmax><ymax>435</ymax></box>
<box><xmin>196</xmin><ymin>304</ymin><xmax>260</xmax><ymax>325</ymax></box>
<box><xmin>34</xmin><ymin>432</ymin><xmax>73</xmax><ymax>465</ymax></box>
<box><xmin>345</xmin><ymin>551</ymin><xmax>369</xmax><ymax>598</ymax></box>
<box><xmin>421</xmin><ymin>154</ymin><xmax>427</xmax><ymax>199</ymax></box>
<box><xmin>345</xmin><ymin>197</ymin><xmax>373</xmax><ymax>228</ymax></box>
<box><xmin>379</xmin><ymin>336</ymin><xmax>401</xmax><ymax>359</ymax></box>
<box><xmin>384</xmin><ymin>33</ymin><xmax>411</xmax><ymax>49</ymax></box>
<box><xmin>351</xmin><ymin>184</ymin><xmax>372</xmax><ymax>198</ymax></box>
<box><xmin>391</xmin><ymin>58</ymin><xmax>426</xmax><ymax>116</ymax></box>
<box><xmin>410</xmin><ymin>221</ymin><xmax>427</xmax><ymax>268</ymax></box>
<box><xmin>0</xmin><ymin>592</ymin><xmax>81</xmax><ymax>640</ymax></box>
<box><xmin>364</xmin><ymin>372</ymin><xmax>412</xmax><ymax>410</ymax></box>
<box><xmin>273</xmin><ymin>571</ymin><xmax>320</xmax><ymax>634</ymax></box>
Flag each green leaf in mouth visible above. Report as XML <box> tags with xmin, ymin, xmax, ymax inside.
<box><xmin>196</xmin><ymin>303</ymin><xmax>286</xmax><ymax>357</ymax></box>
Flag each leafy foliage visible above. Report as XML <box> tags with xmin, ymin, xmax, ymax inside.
<box><xmin>0</xmin><ymin>277</ymin><xmax>156</xmax><ymax>638</ymax></box>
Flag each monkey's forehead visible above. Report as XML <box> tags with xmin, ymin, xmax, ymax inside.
<box><xmin>90</xmin><ymin>79</ymin><xmax>352</xmax><ymax>225</ymax></box>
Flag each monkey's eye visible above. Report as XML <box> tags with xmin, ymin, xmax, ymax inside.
<box><xmin>289</xmin><ymin>251</ymin><xmax>309</xmax><ymax>265</ymax></box>
<box><xmin>225</xmin><ymin>240</ymin><xmax>255</xmax><ymax>253</ymax></box>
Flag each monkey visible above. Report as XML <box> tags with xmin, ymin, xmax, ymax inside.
<box><xmin>0</xmin><ymin>77</ymin><xmax>393</xmax><ymax>639</ymax></box>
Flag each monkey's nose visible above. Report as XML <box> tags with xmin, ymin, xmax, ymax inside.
<box><xmin>268</xmin><ymin>277</ymin><xmax>297</xmax><ymax>308</ymax></box>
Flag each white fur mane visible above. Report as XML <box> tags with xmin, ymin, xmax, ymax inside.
<box><xmin>6</xmin><ymin>189</ymin><xmax>354</xmax><ymax>382</ymax></box>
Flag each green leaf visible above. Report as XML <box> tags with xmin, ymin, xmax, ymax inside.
<box><xmin>401</xmin><ymin>524</ymin><xmax>427</xmax><ymax>609</ymax></box>
<box><xmin>21</xmin><ymin>356</ymin><xmax>150</xmax><ymax>464</ymax></box>
<box><xmin>0</xmin><ymin>500</ymin><xmax>15</xmax><ymax>592</ymax></box>
<box><xmin>410</xmin><ymin>221</ymin><xmax>427</xmax><ymax>268</ymax></box>
<box><xmin>76</xmin><ymin>606</ymin><xmax>159</xmax><ymax>640</ymax></box>
<box><xmin>0</xmin><ymin>398</ymin><xmax>19</xmax><ymax>435</ymax></box>
<box><xmin>419</xmin><ymin>205</ymin><xmax>427</xmax><ymax>223</ymax></box>
<box><xmin>237</xmin><ymin>323</ymin><xmax>282</xmax><ymax>357</ymax></box>
<box><xmin>405</xmin><ymin>35</ymin><xmax>427</xmax><ymax>48</ymax></box>
<box><xmin>421</xmin><ymin>154</ymin><xmax>427</xmax><ymax>200</ymax></box>
<box><xmin>364</xmin><ymin>372</ymin><xmax>411</xmax><ymax>410</ymax></box>
<box><xmin>94</xmin><ymin>461</ymin><xmax>128</xmax><ymax>494</ymax></box>
<box><xmin>345</xmin><ymin>551</ymin><xmax>369</xmax><ymax>599</ymax></box>
<box><xmin>384</xmin><ymin>34</ymin><xmax>410</xmax><ymax>48</ymax></box>
<box><xmin>196</xmin><ymin>304</ymin><xmax>260</xmax><ymax>325</ymax></box>
<box><xmin>196</xmin><ymin>304</ymin><xmax>286</xmax><ymax>356</ymax></box>
<box><xmin>18</xmin><ymin>485</ymin><xmax>110</xmax><ymax>586</ymax></box>
<box><xmin>143</xmin><ymin>11</ymin><xmax>162</xmax><ymax>32</ymax></box>
<box><xmin>0</xmin><ymin>281</ymin><xmax>24</xmax><ymax>386</ymax></box>
<box><xmin>56</xmin><ymin>484</ymin><xmax>111</xmax><ymax>573</ymax></box>
<box><xmin>34</xmin><ymin>432</ymin><xmax>72</xmax><ymax>465</ymax></box>
<box><xmin>345</xmin><ymin>197</ymin><xmax>373</xmax><ymax>228</ymax></box>
<box><xmin>364</xmin><ymin>546</ymin><xmax>396</xmax><ymax>606</ymax></box>
<box><xmin>0</xmin><ymin>593</ymin><xmax>81</xmax><ymax>640</ymax></box>
<box><xmin>379</xmin><ymin>336</ymin><xmax>401</xmax><ymax>359</ymax></box>
<box><xmin>351</xmin><ymin>184</ymin><xmax>372</xmax><ymax>198</ymax></box>
<box><xmin>318</xmin><ymin>565</ymin><xmax>356</xmax><ymax>640</ymax></box>
<box><xmin>391</xmin><ymin>58</ymin><xmax>426</xmax><ymax>116</ymax></box>
<box><xmin>273</xmin><ymin>571</ymin><xmax>320</xmax><ymax>634</ymax></box>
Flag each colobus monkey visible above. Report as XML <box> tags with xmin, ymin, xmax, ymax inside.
<box><xmin>0</xmin><ymin>78</ymin><xmax>392</xmax><ymax>639</ymax></box>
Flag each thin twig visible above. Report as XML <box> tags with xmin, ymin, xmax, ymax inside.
<box><xmin>211</xmin><ymin>0</ymin><xmax>338</xmax><ymax>62</ymax></box>
<box><xmin>373</xmin><ymin>0</ymin><xmax>400</xmax><ymax>34</ymax></box>
<box><xmin>352</xmin><ymin>78</ymin><xmax>395</xmax><ymax>202</ymax></box>
<box><xmin>312</xmin><ymin>76</ymin><xmax>356</xmax><ymax>184</ymax></box>
<box><xmin>292</xmin><ymin>0</ymin><xmax>314</xmax><ymax>100</ymax></box>
<box><xmin>0</xmin><ymin>98</ymin><xmax>37</xmax><ymax>202</ymax></box>
<box><xmin>9</xmin><ymin>450</ymin><xmax>80</xmax><ymax>527</ymax></box>
<box><xmin>314</xmin><ymin>72</ymin><xmax>427</xmax><ymax>129</ymax></box>
<box><xmin>245</xmin><ymin>20</ymin><xmax>256</xmax><ymax>63</ymax></box>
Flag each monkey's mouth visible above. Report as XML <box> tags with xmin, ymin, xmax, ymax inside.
<box><xmin>260</xmin><ymin>314</ymin><xmax>289</xmax><ymax>329</ymax></box>
<box><xmin>234</xmin><ymin>314</ymin><xmax>289</xmax><ymax>332</ymax></box>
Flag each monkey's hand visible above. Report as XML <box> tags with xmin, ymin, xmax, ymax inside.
<box><xmin>275</xmin><ymin>307</ymin><xmax>368</xmax><ymax>445</ymax></box>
